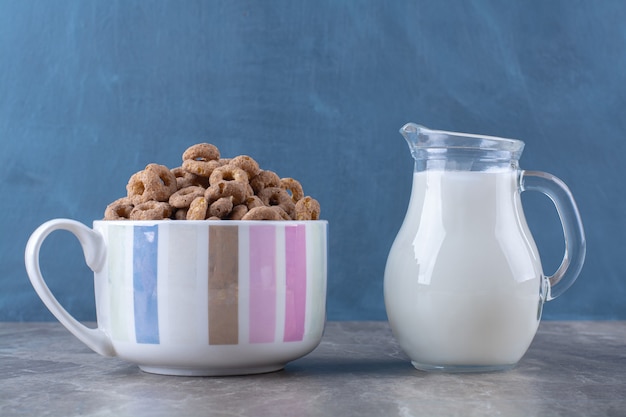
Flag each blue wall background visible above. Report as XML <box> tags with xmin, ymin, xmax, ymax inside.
<box><xmin>1</xmin><ymin>0</ymin><xmax>625</xmax><ymax>321</ymax></box>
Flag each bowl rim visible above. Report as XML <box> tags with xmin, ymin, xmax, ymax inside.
<box><xmin>93</xmin><ymin>219</ymin><xmax>328</xmax><ymax>226</ymax></box>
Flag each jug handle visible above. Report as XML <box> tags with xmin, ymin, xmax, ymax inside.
<box><xmin>520</xmin><ymin>171</ymin><xmax>586</xmax><ymax>300</ymax></box>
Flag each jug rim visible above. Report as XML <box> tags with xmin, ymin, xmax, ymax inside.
<box><xmin>401</xmin><ymin>123</ymin><xmax>524</xmax><ymax>158</ymax></box>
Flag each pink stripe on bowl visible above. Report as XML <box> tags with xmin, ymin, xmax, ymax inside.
<box><xmin>249</xmin><ymin>225</ymin><xmax>277</xmax><ymax>343</ymax></box>
<box><xmin>284</xmin><ymin>224</ymin><xmax>307</xmax><ymax>342</ymax></box>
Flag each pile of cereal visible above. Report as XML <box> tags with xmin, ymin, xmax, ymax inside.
<box><xmin>104</xmin><ymin>143</ymin><xmax>321</xmax><ymax>221</ymax></box>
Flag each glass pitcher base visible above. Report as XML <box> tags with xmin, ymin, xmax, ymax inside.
<box><xmin>411</xmin><ymin>361</ymin><xmax>517</xmax><ymax>373</ymax></box>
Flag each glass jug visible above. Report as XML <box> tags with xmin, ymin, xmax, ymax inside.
<box><xmin>384</xmin><ymin>123</ymin><xmax>586</xmax><ymax>372</ymax></box>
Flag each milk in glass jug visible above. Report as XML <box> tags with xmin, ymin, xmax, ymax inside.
<box><xmin>384</xmin><ymin>123</ymin><xmax>586</xmax><ymax>372</ymax></box>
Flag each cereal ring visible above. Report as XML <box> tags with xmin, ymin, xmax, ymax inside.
<box><xmin>169</xmin><ymin>186</ymin><xmax>206</xmax><ymax>208</ymax></box>
<box><xmin>295</xmin><ymin>196</ymin><xmax>321</xmax><ymax>220</ymax></box>
<box><xmin>181</xmin><ymin>144</ymin><xmax>220</xmax><ymax>178</ymax></box>
<box><xmin>272</xmin><ymin>206</ymin><xmax>291</xmax><ymax>220</ymax></box>
<box><xmin>186</xmin><ymin>197</ymin><xmax>208</xmax><ymax>220</ymax></box>
<box><xmin>250</xmin><ymin>170</ymin><xmax>280</xmax><ymax>194</ymax></box>
<box><xmin>182</xmin><ymin>143</ymin><xmax>220</xmax><ymax>162</ymax></box>
<box><xmin>182</xmin><ymin>159</ymin><xmax>221</xmax><ymax>178</ymax></box>
<box><xmin>230</xmin><ymin>155</ymin><xmax>261</xmax><ymax>179</ymax></box>
<box><xmin>171</xmin><ymin>167</ymin><xmax>208</xmax><ymax>189</ymax></box>
<box><xmin>241</xmin><ymin>206</ymin><xmax>283</xmax><ymax>221</ymax></box>
<box><xmin>171</xmin><ymin>166</ymin><xmax>187</xmax><ymax>177</ymax></box>
<box><xmin>126</xmin><ymin>164</ymin><xmax>177</xmax><ymax>205</ymax></box>
<box><xmin>245</xmin><ymin>195</ymin><xmax>265</xmax><ymax>210</ymax></box>
<box><xmin>209</xmin><ymin>196</ymin><xmax>234</xmax><ymax>218</ymax></box>
<box><xmin>146</xmin><ymin>163</ymin><xmax>177</xmax><ymax>193</ymax></box>
<box><xmin>104</xmin><ymin>197</ymin><xmax>134</xmax><ymax>220</ymax></box>
<box><xmin>209</xmin><ymin>164</ymin><xmax>249</xmax><ymax>186</ymax></box>
<box><xmin>129</xmin><ymin>201</ymin><xmax>172</xmax><ymax>220</ymax></box>
<box><xmin>205</xmin><ymin>181</ymin><xmax>248</xmax><ymax>206</ymax></box>
<box><xmin>280</xmin><ymin>178</ymin><xmax>304</xmax><ymax>203</ymax></box>
<box><xmin>174</xmin><ymin>208</ymin><xmax>188</xmax><ymax>220</ymax></box>
<box><xmin>258</xmin><ymin>187</ymin><xmax>296</xmax><ymax>219</ymax></box>
<box><xmin>227</xmin><ymin>204</ymin><xmax>248</xmax><ymax>220</ymax></box>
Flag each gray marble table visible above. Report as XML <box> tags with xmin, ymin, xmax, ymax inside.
<box><xmin>1</xmin><ymin>321</ymin><xmax>625</xmax><ymax>417</ymax></box>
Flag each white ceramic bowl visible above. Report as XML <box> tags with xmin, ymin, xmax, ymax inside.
<box><xmin>26</xmin><ymin>219</ymin><xmax>328</xmax><ymax>376</ymax></box>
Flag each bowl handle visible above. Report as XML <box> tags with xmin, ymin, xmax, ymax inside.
<box><xmin>25</xmin><ymin>218</ymin><xmax>115</xmax><ymax>357</ymax></box>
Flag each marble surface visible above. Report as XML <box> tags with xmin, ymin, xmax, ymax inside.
<box><xmin>1</xmin><ymin>321</ymin><xmax>625</xmax><ymax>417</ymax></box>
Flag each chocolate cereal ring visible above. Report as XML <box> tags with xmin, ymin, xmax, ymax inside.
<box><xmin>186</xmin><ymin>196</ymin><xmax>208</xmax><ymax>220</ymax></box>
<box><xmin>209</xmin><ymin>196</ymin><xmax>234</xmax><ymax>218</ymax></box>
<box><xmin>295</xmin><ymin>196</ymin><xmax>321</xmax><ymax>220</ymax></box>
<box><xmin>174</xmin><ymin>208</ymin><xmax>188</xmax><ymax>220</ymax></box>
<box><xmin>169</xmin><ymin>186</ymin><xmax>206</xmax><ymax>208</ymax></box>
<box><xmin>272</xmin><ymin>206</ymin><xmax>291</xmax><ymax>220</ymax></box>
<box><xmin>241</xmin><ymin>206</ymin><xmax>283</xmax><ymax>221</ymax></box>
<box><xmin>182</xmin><ymin>143</ymin><xmax>221</xmax><ymax>178</ymax></box>
<box><xmin>209</xmin><ymin>164</ymin><xmax>249</xmax><ymax>186</ymax></box>
<box><xmin>145</xmin><ymin>163</ymin><xmax>177</xmax><ymax>195</ymax></box>
<box><xmin>280</xmin><ymin>177</ymin><xmax>304</xmax><ymax>203</ymax></box>
<box><xmin>127</xmin><ymin>164</ymin><xmax>177</xmax><ymax>204</ymax></box>
<box><xmin>182</xmin><ymin>143</ymin><xmax>220</xmax><ymax>162</ymax></box>
<box><xmin>258</xmin><ymin>187</ymin><xmax>296</xmax><ymax>219</ymax></box>
<box><xmin>245</xmin><ymin>195</ymin><xmax>265</xmax><ymax>210</ymax></box>
<box><xmin>171</xmin><ymin>166</ymin><xmax>208</xmax><ymax>189</ymax></box>
<box><xmin>104</xmin><ymin>197</ymin><xmax>134</xmax><ymax>220</ymax></box>
<box><xmin>227</xmin><ymin>204</ymin><xmax>248</xmax><ymax>220</ymax></box>
<box><xmin>129</xmin><ymin>201</ymin><xmax>172</xmax><ymax>220</ymax></box>
<box><xmin>205</xmin><ymin>181</ymin><xmax>248</xmax><ymax>206</ymax></box>
<box><xmin>250</xmin><ymin>170</ymin><xmax>281</xmax><ymax>194</ymax></box>
<box><xmin>182</xmin><ymin>158</ymin><xmax>221</xmax><ymax>178</ymax></box>
<box><xmin>230</xmin><ymin>155</ymin><xmax>261</xmax><ymax>179</ymax></box>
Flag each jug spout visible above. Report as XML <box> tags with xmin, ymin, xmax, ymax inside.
<box><xmin>400</xmin><ymin>122</ymin><xmax>426</xmax><ymax>152</ymax></box>
<box><xmin>399</xmin><ymin>122</ymin><xmax>525</xmax><ymax>164</ymax></box>
<box><xmin>400</xmin><ymin>122</ymin><xmax>435</xmax><ymax>159</ymax></box>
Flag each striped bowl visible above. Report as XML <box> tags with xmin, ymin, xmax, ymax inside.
<box><xmin>26</xmin><ymin>219</ymin><xmax>328</xmax><ymax>376</ymax></box>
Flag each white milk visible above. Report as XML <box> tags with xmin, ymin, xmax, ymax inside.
<box><xmin>384</xmin><ymin>169</ymin><xmax>545</xmax><ymax>369</ymax></box>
